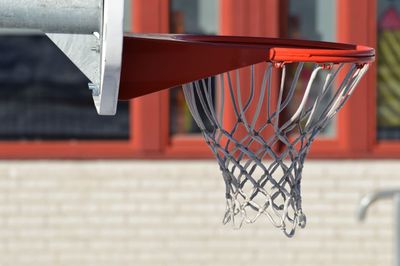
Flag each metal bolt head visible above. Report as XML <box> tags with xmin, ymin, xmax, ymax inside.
<box><xmin>88</xmin><ymin>83</ymin><xmax>100</xmax><ymax>96</ymax></box>
<box><xmin>91</xmin><ymin>45</ymin><xmax>101</xmax><ymax>53</ymax></box>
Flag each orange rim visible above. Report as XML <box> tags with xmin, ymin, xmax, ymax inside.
<box><xmin>176</xmin><ymin>35</ymin><xmax>375</xmax><ymax>63</ymax></box>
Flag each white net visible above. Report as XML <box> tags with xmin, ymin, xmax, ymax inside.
<box><xmin>182</xmin><ymin>62</ymin><xmax>369</xmax><ymax>237</ymax></box>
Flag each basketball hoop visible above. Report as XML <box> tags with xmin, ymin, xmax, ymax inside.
<box><xmin>120</xmin><ymin>34</ymin><xmax>374</xmax><ymax>237</ymax></box>
<box><xmin>119</xmin><ymin>35</ymin><xmax>375</xmax><ymax>237</ymax></box>
<box><xmin>183</xmin><ymin>62</ymin><xmax>368</xmax><ymax>237</ymax></box>
<box><xmin>0</xmin><ymin>2</ymin><xmax>375</xmax><ymax>237</ymax></box>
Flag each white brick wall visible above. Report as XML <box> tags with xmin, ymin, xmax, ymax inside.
<box><xmin>0</xmin><ymin>160</ymin><xmax>398</xmax><ymax>266</ymax></box>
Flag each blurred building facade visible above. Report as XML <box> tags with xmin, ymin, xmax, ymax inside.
<box><xmin>0</xmin><ymin>0</ymin><xmax>398</xmax><ymax>266</ymax></box>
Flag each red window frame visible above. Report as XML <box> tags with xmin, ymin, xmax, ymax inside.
<box><xmin>332</xmin><ymin>0</ymin><xmax>400</xmax><ymax>159</ymax></box>
<box><xmin>361</xmin><ymin>0</ymin><xmax>400</xmax><ymax>158</ymax></box>
<box><xmin>0</xmin><ymin>0</ymin><xmax>398</xmax><ymax>159</ymax></box>
<box><xmin>135</xmin><ymin>0</ymin><xmax>400</xmax><ymax>159</ymax></box>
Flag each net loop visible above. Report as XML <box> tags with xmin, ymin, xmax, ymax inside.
<box><xmin>182</xmin><ymin>61</ymin><xmax>369</xmax><ymax>237</ymax></box>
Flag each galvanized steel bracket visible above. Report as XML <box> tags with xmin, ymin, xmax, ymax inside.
<box><xmin>0</xmin><ymin>0</ymin><xmax>124</xmax><ymax>115</ymax></box>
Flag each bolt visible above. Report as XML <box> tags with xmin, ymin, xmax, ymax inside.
<box><xmin>321</xmin><ymin>63</ymin><xmax>334</xmax><ymax>70</ymax></box>
<box><xmin>273</xmin><ymin>62</ymin><xmax>286</xmax><ymax>68</ymax></box>
<box><xmin>93</xmin><ymin>32</ymin><xmax>100</xmax><ymax>39</ymax></box>
<box><xmin>88</xmin><ymin>83</ymin><xmax>100</xmax><ymax>96</ymax></box>
<box><xmin>91</xmin><ymin>45</ymin><xmax>100</xmax><ymax>53</ymax></box>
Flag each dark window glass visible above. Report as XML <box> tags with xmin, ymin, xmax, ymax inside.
<box><xmin>0</xmin><ymin>35</ymin><xmax>129</xmax><ymax>140</ymax></box>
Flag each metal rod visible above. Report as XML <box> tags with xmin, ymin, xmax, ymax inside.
<box><xmin>357</xmin><ymin>190</ymin><xmax>400</xmax><ymax>266</ymax></box>
<box><xmin>357</xmin><ymin>190</ymin><xmax>400</xmax><ymax>221</ymax></box>
<box><xmin>395</xmin><ymin>194</ymin><xmax>400</xmax><ymax>266</ymax></box>
<box><xmin>0</xmin><ymin>0</ymin><xmax>101</xmax><ymax>34</ymax></box>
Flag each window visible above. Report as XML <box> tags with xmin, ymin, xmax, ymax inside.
<box><xmin>127</xmin><ymin>0</ymin><xmax>400</xmax><ymax>159</ymax></box>
<box><xmin>0</xmin><ymin>0</ymin><xmax>139</xmax><ymax>158</ymax></box>
<box><xmin>169</xmin><ymin>0</ymin><xmax>219</xmax><ymax>135</ymax></box>
<box><xmin>1</xmin><ymin>0</ymin><xmax>398</xmax><ymax>159</ymax></box>
<box><xmin>377</xmin><ymin>1</ymin><xmax>400</xmax><ymax>140</ymax></box>
<box><xmin>0</xmin><ymin>34</ymin><xmax>129</xmax><ymax>141</ymax></box>
<box><xmin>288</xmin><ymin>0</ymin><xmax>337</xmax><ymax>138</ymax></box>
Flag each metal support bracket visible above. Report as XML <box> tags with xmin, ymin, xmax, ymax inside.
<box><xmin>0</xmin><ymin>0</ymin><xmax>124</xmax><ymax>115</ymax></box>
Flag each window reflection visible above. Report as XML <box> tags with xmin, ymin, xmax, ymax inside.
<box><xmin>169</xmin><ymin>0</ymin><xmax>219</xmax><ymax>135</ymax></box>
<box><xmin>287</xmin><ymin>0</ymin><xmax>336</xmax><ymax>138</ymax></box>
<box><xmin>377</xmin><ymin>1</ymin><xmax>400</xmax><ymax>140</ymax></box>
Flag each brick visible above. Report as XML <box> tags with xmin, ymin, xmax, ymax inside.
<box><xmin>0</xmin><ymin>160</ymin><xmax>395</xmax><ymax>266</ymax></box>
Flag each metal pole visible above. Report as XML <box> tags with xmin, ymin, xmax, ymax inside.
<box><xmin>0</xmin><ymin>0</ymin><xmax>101</xmax><ymax>34</ymax></box>
<box><xmin>357</xmin><ymin>190</ymin><xmax>400</xmax><ymax>266</ymax></box>
<box><xmin>395</xmin><ymin>194</ymin><xmax>400</xmax><ymax>266</ymax></box>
